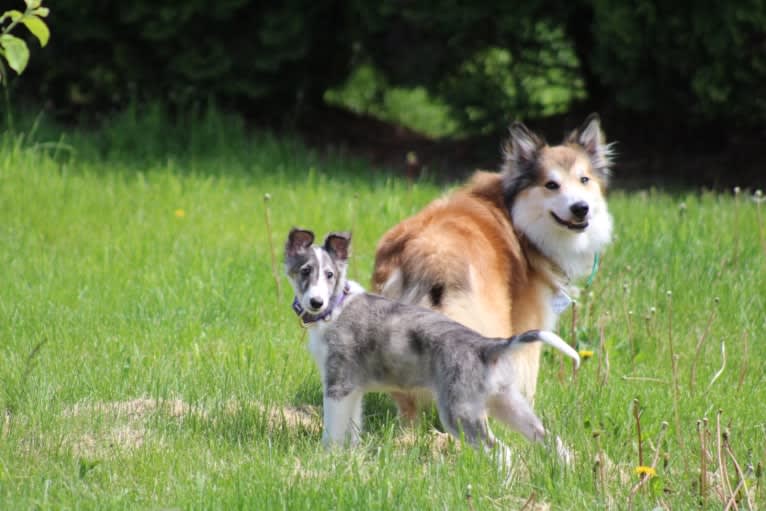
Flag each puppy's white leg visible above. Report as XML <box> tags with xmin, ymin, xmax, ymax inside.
<box><xmin>488</xmin><ymin>388</ymin><xmax>545</xmax><ymax>442</ymax></box>
<box><xmin>322</xmin><ymin>390</ymin><xmax>363</xmax><ymax>447</ymax></box>
<box><xmin>349</xmin><ymin>391</ymin><xmax>364</xmax><ymax>446</ymax></box>
<box><xmin>489</xmin><ymin>389</ymin><xmax>574</xmax><ymax>464</ymax></box>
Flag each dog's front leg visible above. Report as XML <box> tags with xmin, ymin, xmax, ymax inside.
<box><xmin>322</xmin><ymin>389</ymin><xmax>363</xmax><ymax>447</ymax></box>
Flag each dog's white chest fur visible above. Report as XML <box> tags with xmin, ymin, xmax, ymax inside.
<box><xmin>307</xmin><ymin>324</ymin><xmax>330</xmax><ymax>382</ymax></box>
<box><xmin>305</xmin><ymin>281</ymin><xmax>365</xmax><ymax>383</ymax></box>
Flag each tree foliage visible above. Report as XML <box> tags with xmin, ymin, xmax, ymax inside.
<box><xmin>16</xmin><ymin>0</ymin><xmax>766</xmax><ymax>130</ymax></box>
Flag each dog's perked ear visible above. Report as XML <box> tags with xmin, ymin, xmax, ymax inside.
<box><xmin>502</xmin><ymin>121</ymin><xmax>546</xmax><ymax>205</ymax></box>
<box><xmin>286</xmin><ymin>228</ymin><xmax>315</xmax><ymax>257</ymax></box>
<box><xmin>324</xmin><ymin>232</ymin><xmax>351</xmax><ymax>261</ymax></box>
<box><xmin>566</xmin><ymin>113</ymin><xmax>614</xmax><ymax>181</ymax></box>
<box><xmin>505</xmin><ymin>121</ymin><xmax>545</xmax><ymax>170</ymax></box>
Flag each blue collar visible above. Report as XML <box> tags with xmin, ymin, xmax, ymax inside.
<box><xmin>292</xmin><ymin>284</ymin><xmax>351</xmax><ymax>326</ymax></box>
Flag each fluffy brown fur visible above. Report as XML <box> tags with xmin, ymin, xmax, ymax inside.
<box><xmin>372</xmin><ymin>115</ymin><xmax>613</xmax><ymax>421</ymax></box>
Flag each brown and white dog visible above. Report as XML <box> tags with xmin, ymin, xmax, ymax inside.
<box><xmin>372</xmin><ymin>114</ymin><xmax>613</xmax><ymax>421</ymax></box>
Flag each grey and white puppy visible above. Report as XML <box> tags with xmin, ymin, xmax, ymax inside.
<box><xmin>284</xmin><ymin>228</ymin><xmax>579</xmax><ymax>458</ymax></box>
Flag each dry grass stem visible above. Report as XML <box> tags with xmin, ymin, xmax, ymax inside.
<box><xmin>633</xmin><ymin>399</ymin><xmax>644</xmax><ymax>468</ymax></box>
<box><xmin>689</xmin><ymin>299</ymin><xmax>717</xmax><ymax>393</ymax></box>
<box><xmin>666</xmin><ymin>291</ymin><xmax>686</xmax><ymax>465</ymax></box>
<box><xmin>717</xmin><ymin>411</ymin><xmax>735</xmax><ymax>506</ymax></box>
<box><xmin>698</xmin><ymin>420</ymin><xmax>708</xmax><ymax>506</ymax></box>
<box><xmin>628</xmin><ymin>422</ymin><xmax>668</xmax><ymax>509</ymax></box>
<box><xmin>559</xmin><ymin>300</ymin><xmax>577</xmax><ymax>383</ymax></box>
<box><xmin>708</xmin><ymin>342</ymin><xmax>727</xmax><ymax>390</ymax></box>
<box><xmin>593</xmin><ymin>431</ymin><xmax>606</xmax><ymax>494</ymax></box>
<box><xmin>736</xmin><ymin>330</ymin><xmax>749</xmax><ymax>393</ymax></box>
<box><xmin>724</xmin><ymin>432</ymin><xmax>754</xmax><ymax>511</ymax></box>
<box><xmin>519</xmin><ymin>491</ymin><xmax>537</xmax><ymax>511</ymax></box>
<box><xmin>597</xmin><ymin>314</ymin><xmax>609</xmax><ymax>385</ymax></box>
<box><xmin>620</xmin><ymin>376</ymin><xmax>668</xmax><ymax>384</ymax></box>
<box><xmin>263</xmin><ymin>193</ymin><xmax>282</xmax><ymax>300</ymax></box>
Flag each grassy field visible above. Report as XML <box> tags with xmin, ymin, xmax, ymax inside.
<box><xmin>1</xmin><ymin>108</ymin><xmax>765</xmax><ymax>510</ymax></box>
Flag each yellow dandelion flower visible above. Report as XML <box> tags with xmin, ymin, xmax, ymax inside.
<box><xmin>634</xmin><ymin>465</ymin><xmax>657</xmax><ymax>478</ymax></box>
<box><xmin>175</xmin><ymin>209</ymin><xmax>186</xmax><ymax>218</ymax></box>
<box><xmin>578</xmin><ymin>349</ymin><xmax>594</xmax><ymax>360</ymax></box>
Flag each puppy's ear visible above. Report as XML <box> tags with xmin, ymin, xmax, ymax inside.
<box><xmin>504</xmin><ymin>121</ymin><xmax>544</xmax><ymax>171</ymax></box>
<box><xmin>566</xmin><ymin>113</ymin><xmax>614</xmax><ymax>178</ymax></box>
<box><xmin>324</xmin><ymin>232</ymin><xmax>351</xmax><ymax>261</ymax></box>
<box><xmin>286</xmin><ymin>228</ymin><xmax>314</xmax><ymax>257</ymax></box>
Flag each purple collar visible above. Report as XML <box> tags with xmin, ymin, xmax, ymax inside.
<box><xmin>292</xmin><ymin>284</ymin><xmax>351</xmax><ymax>326</ymax></box>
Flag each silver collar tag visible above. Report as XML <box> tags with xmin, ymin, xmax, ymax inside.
<box><xmin>551</xmin><ymin>289</ymin><xmax>572</xmax><ymax>315</ymax></box>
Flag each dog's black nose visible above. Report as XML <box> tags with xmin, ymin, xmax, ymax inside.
<box><xmin>309</xmin><ymin>297</ymin><xmax>324</xmax><ymax>309</ymax></box>
<box><xmin>570</xmin><ymin>201</ymin><xmax>589</xmax><ymax>220</ymax></box>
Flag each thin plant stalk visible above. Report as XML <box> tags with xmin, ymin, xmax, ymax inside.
<box><xmin>634</xmin><ymin>399</ymin><xmax>644</xmax><ymax>468</ymax></box>
<box><xmin>519</xmin><ymin>491</ymin><xmax>536</xmax><ymax>511</ymax></box>
<box><xmin>558</xmin><ymin>300</ymin><xmax>577</xmax><ymax>383</ymax></box>
<box><xmin>690</xmin><ymin>299</ymin><xmax>718</xmax><ymax>393</ymax></box>
<box><xmin>348</xmin><ymin>193</ymin><xmax>359</xmax><ymax>277</ymax></box>
<box><xmin>736</xmin><ymin>330</ymin><xmax>749</xmax><ymax>393</ymax></box>
<box><xmin>598</xmin><ymin>315</ymin><xmax>609</xmax><ymax>386</ymax></box>
<box><xmin>708</xmin><ymin>342</ymin><xmax>727</xmax><ymax>390</ymax></box>
<box><xmin>667</xmin><ymin>291</ymin><xmax>686</xmax><ymax>465</ymax></box>
<box><xmin>621</xmin><ymin>283</ymin><xmax>635</xmax><ymax>361</ymax></box>
<box><xmin>724</xmin><ymin>432</ymin><xmax>754</xmax><ymax>511</ymax></box>
<box><xmin>621</xmin><ymin>375</ymin><xmax>667</xmax><ymax>384</ymax></box>
<box><xmin>263</xmin><ymin>193</ymin><xmax>281</xmax><ymax>301</ymax></box>
<box><xmin>593</xmin><ymin>431</ymin><xmax>606</xmax><ymax>494</ymax></box>
<box><xmin>717</xmin><ymin>410</ymin><xmax>735</xmax><ymax>506</ymax></box>
<box><xmin>628</xmin><ymin>422</ymin><xmax>668</xmax><ymax>508</ymax></box>
<box><xmin>698</xmin><ymin>419</ymin><xmax>707</xmax><ymax>506</ymax></box>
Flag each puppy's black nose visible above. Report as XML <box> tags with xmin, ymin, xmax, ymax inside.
<box><xmin>309</xmin><ymin>297</ymin><xmax>324</xmax><ymax>309</ymax></box>
<box><xmin>570</xmin><ymin>201</ymin><xmax>589</xmax><ymax>220</ymax></box>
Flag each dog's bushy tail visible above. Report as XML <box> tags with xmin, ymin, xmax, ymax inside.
<box><xmin>483</xmin><ymin>330</ymin><xmax>580</xmax><ymax>368</ymax></box>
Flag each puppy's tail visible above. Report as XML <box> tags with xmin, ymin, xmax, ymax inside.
<box><xmin>483</xmin><ymin>330</ymin><xmax>580</xmax><ymax>369</ymax></box>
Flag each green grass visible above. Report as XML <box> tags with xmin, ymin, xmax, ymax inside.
<box><xmin>1</xmin><ymin>108</ymin><xmax>765</xmax><ymax>510</ymax></box>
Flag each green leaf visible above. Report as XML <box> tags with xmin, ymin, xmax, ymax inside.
<box><xmin>0</xmin><ymin>34</ymin><xmax>30</xmax><ymax>74</ymax></box>
<box><xmin>24</xmin><ymin>0</ymin><xmax>42</xmax><ymax>9</ymax></box>
<box><xmin>0</xmin><ymin>10</ymin><xmax>23</xmax><ymax>24</ymax></box>
<box><xmin>21</xmin><ymin>15</ymin><xmax>49</xmax><ymax>46</ymax></box>
<box><xmin>32</xmin><ymin>7</ymin><xmax>49</xmax><ymax>18</ymax></box>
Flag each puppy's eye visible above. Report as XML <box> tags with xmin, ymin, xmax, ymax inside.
<box><xmin>545</xmin><ymin>181</ymin><xmax>560</xmax><ymax>190</ymax></box>
<box><xmin>580</xmin><ymin>176</ymin><xmax>590</xmax><ymax>184</ymax></box>
<box><xmin>300</xmin><ymin>266</ymin><xmax>312</xmax><ymax>276</ymax></box>
<box><xmin>325</xmin><ymin>271</ymin><xmax>334</xmax><ymax>279</ymax></box>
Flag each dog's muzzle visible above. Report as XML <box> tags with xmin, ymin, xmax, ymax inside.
<box><xmin>550</xmin><ymin>211</ymin><xmax>588</xmax><ymax>231</ymax></box>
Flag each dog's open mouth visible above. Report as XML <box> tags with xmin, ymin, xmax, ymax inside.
<box><xmin>550</xmin><ymin>212</ymin><xmax>588</xmax><ymax>231</ymax></box>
